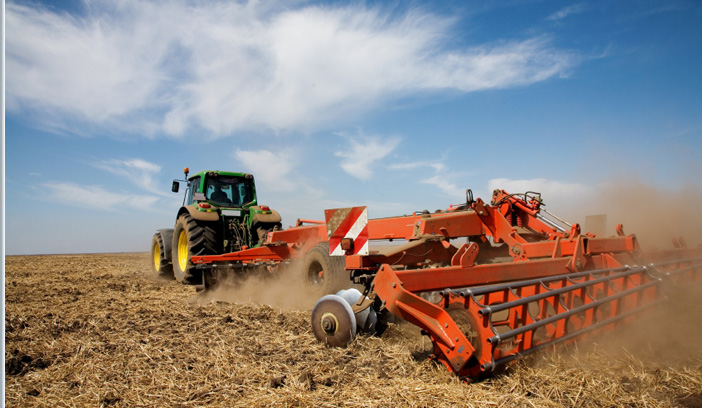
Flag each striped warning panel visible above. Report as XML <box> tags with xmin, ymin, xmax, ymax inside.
<box><xmin>324</xmin><ymin>206</ymin><xmax>369</xmax><ymax>256</ymax></box>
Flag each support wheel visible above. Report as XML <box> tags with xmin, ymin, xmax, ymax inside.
<box><xmin>302</xmin><ymin>242</ymin><xmax>347</xmax><ymax>294</ymax></box>
<box><xmin>151</xmin><ymin>229</ymin><xmax>174</xmax><ymax>278</ymax></box>
<box><xmin>172</xmin><ymin>214</ymin><xmax>218</xmax><ymax>285</ymax></box>
<box><xmin>311</xmin><ymin>295</ymin><xmax>357</xmax><ymax>347</ymax></box>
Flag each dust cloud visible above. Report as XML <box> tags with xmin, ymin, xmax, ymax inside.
<box><xmin>576</xmin><ymin>283</ymin><xmax>702</xmax><ymax>368</ymax></box>
<box><xmin>566</xmin><ymin>179</ymin><xmax>702</xmax><ymax>251</ymax></box>
<box><xmin>196</xmin><ymin>261</ymin><xmax>323</xmax><ymax>311</ymax></box>
<box><xmin>543</xmin><ymin>178</ymin><xmax>702</xmax><ymax>368</ymax></box>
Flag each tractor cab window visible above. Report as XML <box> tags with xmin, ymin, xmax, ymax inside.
<box><xmin>205</xmin><ymin>176</ymin><xmax>253</xmax><ymax>207</ymax></box>
<box><xmin>185</xmin><ymin>176</ymin><xmax>200</xmax><ymax>206</ymax></box>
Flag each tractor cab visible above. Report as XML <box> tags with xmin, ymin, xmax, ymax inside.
<box><xmin>173</xmin><ymin>169</ymin><xmax>257</xmax><ymax>210</ymax></box>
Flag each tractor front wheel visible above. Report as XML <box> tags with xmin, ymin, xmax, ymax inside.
<box><xmin>172</xmin><ymin>214</ymin><xmax>218</xmax><ymax>285</ymax></box>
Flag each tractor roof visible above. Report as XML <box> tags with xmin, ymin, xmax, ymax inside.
<box><xmin>188</xmin><ymin>170</ymin><xmax>253</xmax><ymax>180</ymax></box>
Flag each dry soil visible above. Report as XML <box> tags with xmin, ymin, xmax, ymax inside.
<box><xmin>5</xmin><ymin>253</ymin><xmax>702</xmax><ymax>407</ymax></box>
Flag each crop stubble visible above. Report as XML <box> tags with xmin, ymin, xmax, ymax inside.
<box><xmin>5</xmin><ymin>253</ymin><xmax>702</xmax><ymax>407</ymax></box>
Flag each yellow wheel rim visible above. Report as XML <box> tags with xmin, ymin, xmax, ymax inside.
<box><xmin>153</xmin><ymin>242</ymin><xmax>160</xmax><ymax>271</ymax></box>
<box><xmin>178</xmin><ymin>230</ymin><xmax>189</xmax><ymax>271</ymax></box>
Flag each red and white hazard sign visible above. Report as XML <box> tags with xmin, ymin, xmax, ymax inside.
<box><xmin>324</xmin><ymin>206</ymin><xmax>369</xmax><ymax>256</ymax></box>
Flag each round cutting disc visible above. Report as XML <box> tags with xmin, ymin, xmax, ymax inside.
<box><xmin>311</xmin><ymin>295</ymin><xmax>357</xmax><ymax>347</ymax></box>
<box><xmin>336</xmin><ymin>288</ymin><xmax>362</xmax><ymax>305</ymax></box>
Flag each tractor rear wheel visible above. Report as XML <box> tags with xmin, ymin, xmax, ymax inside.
<box><xmin>151</xmin><ymin>229</ymin><xmax>174</xmax><ymax>278</ymax></box>
<box><xmin>172</xmin><ymin>214</ymin><xmax>219</xmax><ymax>285</ymax></box>
<box><xmin>302</xmin><ymin>242</ymin><xmax>347</xmax><ymax>295</ymax></box>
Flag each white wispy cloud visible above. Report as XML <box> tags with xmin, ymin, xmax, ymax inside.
<box><xmin>234</xmin><ymin>148</ymin><xmax>298</xmax><ymax>192</ymax></box>
<box><xmin>6</xmin><ymin>1</ymin><xmax>580</xmax><ymax>138</ymax></box>
<box><xmin>388</xmin><ymin>157</ymin><xmax>466</xmax><ymax>199</ymax></box>
<box><xmin>421</xmin><ymin>174</ymin><xmax>464</xmax><ymax>199</ymax></box>
<box><xmin>547</xmin><ymin>4</ymin><xmax>587</xmax><ymax>21</ymax></box>
<box><xmin>6</xmin><ymin>2</ymin><xmax>172</xmax><ymax>128</ymax></box>
<box><xmin>93</xmin><ymin>158</ymin><xmax>164</xmax><ymax>193</ymax></box>
<box><xmin>44</xmin><ymin>183</ymin><xmax>160</xmax><ymax>210</ymax></box>
<box><xmin>335</xmin><ymin>132</ymin><xmax>401</xmax><ymax>180</ymax></box>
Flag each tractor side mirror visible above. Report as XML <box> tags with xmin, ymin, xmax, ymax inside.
<box><xmin>172</xmin><ymin>181</ymin><xmax>180</xmax><ymax>193</ymax></box>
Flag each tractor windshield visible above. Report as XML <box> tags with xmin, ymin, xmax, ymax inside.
<box><xmin>204</xmin><ymin>176</ymin><xmax>254</xmax><ymax>207</ymax></box>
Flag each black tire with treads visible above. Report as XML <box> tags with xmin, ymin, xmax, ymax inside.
<box><xmin>302</xmin><ymin>242</ymin><xmax>347</xmax><ymax>295</ymax></box>
<box><xmin>172</xmin><ymin>213</ymin><xmax>218</xmax><ymax>285</ymax></box>
<box><xmin>151</xmin><ymin>229</ymin><xmax>174</xmax><ymax>278</ymax></box>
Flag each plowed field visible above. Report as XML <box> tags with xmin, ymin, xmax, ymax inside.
<box><xmin>5</xmin><ymin>253</ymin><xmax>702</xmax><ymax>407</ymax></box>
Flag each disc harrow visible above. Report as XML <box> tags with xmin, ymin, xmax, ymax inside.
<box><xmin>189</xmin><ymin>187</ymin><xmax>702</xmax><ymax>380</ymax></box>
<box><xmin>309</xmin><ymin>190</ymin><xmax>702</xmax><ymax>380</ymax></box>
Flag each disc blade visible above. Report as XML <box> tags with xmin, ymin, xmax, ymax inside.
<box><xmin>311</xmin><ymin>295</ymin><xmax>357</xmax><ymax>347</ymax></box>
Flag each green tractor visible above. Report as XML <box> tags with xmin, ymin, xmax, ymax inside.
<box><xmin>151</xmin><ymin>168</ymin><xmax>282</xmax><ymax>285</ymax></box>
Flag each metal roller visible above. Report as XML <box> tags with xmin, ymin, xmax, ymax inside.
<box><xmin>336</xmin><ymin>288</ymin><xmax>379</xmax><ymax>334</ymax></box>
<box><xmin>336</xmin><ymin>288</ymin><xmax>363</xmax><ymax>305</ymax></box>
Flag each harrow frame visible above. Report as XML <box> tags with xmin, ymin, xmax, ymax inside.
<box><xmin>192</xmin><ymin>188</ymin><xmax>702</xmax><ymax>379</ymax></box>
<box><xmin>325</xmin><ymin>190</ymin><xmax>702</xmax><ymax>378</ymax></box>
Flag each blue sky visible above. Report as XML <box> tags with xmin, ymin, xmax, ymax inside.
<box><xmin>4</xmin><ymin>0</ymin><xmax>702</xmax><ymax>255</ymax></box>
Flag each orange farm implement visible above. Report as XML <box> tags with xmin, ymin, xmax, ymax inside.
<box><xmin>192</xmin><ymin>189</ymin><xmax>702</xmax><ymax>380</ymax></box>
